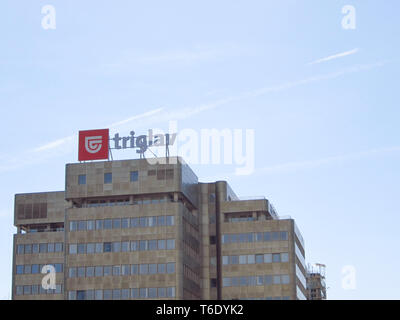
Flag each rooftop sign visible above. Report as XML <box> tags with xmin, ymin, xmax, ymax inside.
<box><xmin>78</xmin><ymin>129</ymin><xmax>176</xmax><ymax>162</ymax></box>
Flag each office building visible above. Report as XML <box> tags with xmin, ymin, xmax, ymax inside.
<box><xmin>12</xmin><ymin>157</ymin><xmax>308</xmax><ymax>300</ymax></box>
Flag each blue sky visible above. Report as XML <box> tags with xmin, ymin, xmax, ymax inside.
<box><xmin>0</xmin><ymin>0</ymin><xmax>399</xmax><ymax>299</ymax></box>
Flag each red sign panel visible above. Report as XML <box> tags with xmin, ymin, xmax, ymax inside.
<box><xmin>78</xmin><ymin>129</ymin><xmax>109</xmax><ymax>161</ymax></box>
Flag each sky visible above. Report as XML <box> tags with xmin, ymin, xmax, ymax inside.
<box><xmin>0</xmin><ymin>0</ymin><xmax>399</xmax><ymax>300</ymax></box>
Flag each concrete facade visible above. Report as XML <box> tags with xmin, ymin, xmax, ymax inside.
<box><xmin>12</xmin><ymin>157</ymin><xmax>307</xmax><ymax>300</ymax></box>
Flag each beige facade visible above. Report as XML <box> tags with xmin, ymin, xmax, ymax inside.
<box><xmin>12</xmin><ymin>157</ymin><xmax>308</xmax><ymax>300</ymax></box>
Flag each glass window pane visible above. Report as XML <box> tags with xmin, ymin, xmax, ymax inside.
<box><xmin>95</xmin><ymin>266</ymin><xmax>103</xmax><ymax>277</ymax></box>
<box><xmin>113</xmin><ymin>219</ymin><xmax>121</xmax><ymax>229</ymax></box>
<box><xmin>281</xmin><ymin>253</ymin><xmax>289</xmax><ymax>263</ymax></box>
<box><xmin>166</xmin><ymin>239</ymin><xmax>175</xmax><ymax>250</ymax></box>
<box><xmin>104</xmin><ymin>173</ymin><xmax>112</xmax><ymax>184</ymax></box>
<box><xmin>121</xmin><ymin>218</ymin><xmax>129</xmax><ymax>228</ymax></box>
<box><xmin>272</xmin><ymin>253</ymin><xmax>281</xmax><ymax>263</ymax></box>
<box><xmin>104</xmin><ymin>219</ymin><xmax>112</xmax><ymax>230</ymax></box>
<box><xmin>87</xmin><ymin>220</ymin><xmax>95</xmax><ymax>230</ymax></box>
<box><xmin>96</xmin><ymin>220</ymin><xmax>103</xmax><ymax>230</ymax></box>
<box><xmin>157</xmin><ymin>240</ymin><xmax>165</xmax><ymax>250</ymax></box>
<box><xmin>149</xmin><ymin>264</ymin><xmax>157</xmax><ymax>274</ymax></box>
<box><xmin>264</xmin><ymin>254</ymin><xmax>272</xmax><ymax>263</ymax></box>
<box><xmin>167</xmin><ymin>263</ymin><xmax>175</xmax><ymax>274</ymax></box>
<box><xmin>158</xmin><ymin>264</ymin><xmax>166</xmax><ymax>274</ymax></box>
<box><xmin>139</xmin><ymin>264</ymin><xmax>148</xmax><ymax>275</ymax></box>
<box><xmin>247</xmin><ymin>255</ymin><xmax>255</xmax><ymax>264</ymax></box>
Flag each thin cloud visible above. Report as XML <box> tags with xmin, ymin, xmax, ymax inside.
<box><xmin>33</xmin><ymin>108</ymin><xmax>165</xmax><ymax>152</ymax></box>
<box><xmin>0</xmin><ymin>60</ymin><xmax>389</xmax><ymax>173</ymax></box>
<box><xmin>254</xmin><ymin>146</ymin><xmax>400</xmax><ymax>176</ymax></box>
<box><xmin>307</xmin><ymin>48</ymin><xmax>359</xmax><ymax>65</ymax></box>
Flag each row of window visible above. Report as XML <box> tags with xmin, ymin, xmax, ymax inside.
<box><xmin>222</xmin><ymin>231</ymin><xmax>288</xmax><ymax>244</ymax></box>
<box><xmin>237</xmin><ymin>296</ymin><xmax>291</xmax><ymax>301</ymax></box>
<box><xmin>85</xmin><ymin>197</ymin><xmax>173</xmax><ymax>208</ymax></box>
<box><xmin>68</xmin><ymin>287</ymin><xmax>176</xmax><ymax>300</ymax></box>
<box><xmin>222</xmin><ymin>252</ymin><xmax>289</xmax><ymax>265</ymax></box>
<box><xmin>16</xmin><ymin>243</ymin><xmax>63</xmax><ymax>255</ymax></box>
<box><xmin>69</xmin><ymin>215</ymin><xmax>175</xmax><ymax>231</ymax></box>
<box><xmin>15</xmin><ymin>284</ymin><xmax>63</xmax><ymax>296</ymax></box>
<box><xmin>69</xmin><ymin>239</ymin><xmax>176</xmax><ymax>254</ymax></box>
<box><xmin>78</xmin><ymin>171</ymin><xmax>139</xmax><ymax>185</ymax></box>
<box><xmin>16</xmin><ymin>264</ymin><xmax>63</xmax><ymax>275</ymax></box>
<box><xmin>68</xmin><ymin>263</ymin><xmax>176</xmax><ymax>278</ymax></box>
<box><xmin>222</xmin><ymin>274</ymin><xmax>290</xmax><ymax>287</ymax></box>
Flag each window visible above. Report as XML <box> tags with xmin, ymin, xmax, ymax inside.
<box><xmin>281</xmin><ymin>253</ymin><xmax>289</xmax><ymax>263</ymax></box>
<box><xmin>103</xmin><ymin>289</ymin><xmax>112</xmax><ymax>300</ymax></box>
<box><xmin>158</xmin><ymin>288</ymin><xmax>166</xmax><ymax>298</ymax></box>
<box><xmin>113</xmin><ymin>265</ymin><xmax>121</xmax><ymax>276</ymax></box>
<box><xmin>131</xmin><ymin>265</ymin><xmax>138</xmax><ymax>275</ymax></box>
<box><xmin>32</xmin><ymin>244</ymin><xmax>39</xmax><ymax>254</ymax></box>
<box><xmin>104</xmin><ymin>173</ymin><xmax>112</xmax><ymax>184</ymax></box>
<box><xmin>148</xmin><ymin>240</ymin><xmax>157</xmax><ymax>251</ymax></box>
<box><xmin>24</xmin><ymin>265</ymin><xmax>31</xmax><ymax>274</ymax></box>
<box><xmin>55</xmin><ymin>243</ymin><xmax>63</xmax><ymax>253</ymax></box>
<box><xmin>272</xmin><ymin>253</ymin><xmax>281</xmax><ymax>263</ymax></box>
<box><xmin>139</xmin><ymin>288</ymin><xmax>148</xmax><ymax>298</ymax></box>
<box><xmin>247</xmin><ymin>255</ymin><xmax>255</xmax><ymax>264</ymax></box>
<box><xmin>273</xmin><ymin>275</ymin><xmax>281</xmax><ymax>284</ymax></box>
<box><xmin>139</xmin><ymin>217</ymin><xmax>147</xmax><ymax>227</ymax></box>
<box><xmin>113</xmin><ymin>219</ymin><xmax>121</xmax><ymax>229</ymax></box>
<box><xmin>69</xmin><ymin>244</ymin><xmax>77</xmax><ymax>254</ymax></box>
<box><xmin>69</xmin><ymin>267</ymin><xmax>76</xmax><ymax>278</ymax></box>
<box><xmin>17</xmin><ymin>245</ymin><xmax>24</xmax><ymax>255</ymax></box>
<box><xmin>39</xmin><ymin>243</ymin><xmax>47</xmax><ymax>253</ymax></box>
<box><xmin>87</xmin><ymin>243</ymin><xmax>95</xmax><ymax>254</ymax></box>
<box><xmin>121</xmin><ymin>241</ymin><xmax>130</xmax><ymax>252</ymax></box>
<box><xmin>167</xmin><ymin>287</ymin><xmax>175</xmax><ymax>298</ymax></box>
<box><xmin>121</xmin><ymin>218</ymin><xmax>129</xmax><ymax>228</ymax></box>
<box><xmin>16</xmin><ymin>286</ymin><xmax>23</xmax><ymax>296</ymax></box>
<box><xmin>131</xmin><ymin>241</ymin><xmax>139</xmax><ymax>251</ymax></box>
<box><xmin>103</xmin><ymin>266</ymin><xmax>112</xmax><ymax>276</ymax></box>
<box><xmin>223</xmin><ymin>278</ymin><xmax>231</xmax><ymax>287</ymax></box>
<box><xmin>104</xmin><ymin>219</ymin><xmax>112</xmax><ymax>230</ymax></box>
<box><xmin>78</xmin><ymin>175</ymin><xmax>86</xmax><ymax>185</ymax></box>
<box><xmin>158</xmin><ymin>239</ymin><xmax>165</xmax><ymax>250</ymax></box>
<box><xmin>255</xmin><ymin>254</ymin><xmax>264</xmax><ymax>264</ymax></box>
<box><xmin>112</xmin><ymin>242</ymin><xmax>121</xmax><ymax>252</ymax></box>
<box><xmin>95</xmin><ymin>243</ymin><xmax>103</xmax><ymax>253</ymax></box>
<box><xmin>131</xmin><ymin>217</ymin><xmax>139</xmax><ymax>227</ymax></box>
<box><xmin>140</xmin><ymin>264</ymin><xmax>148</xmax><ymax>275</ymax></box>
<box><xmin>264</xmin><ymin>254</ymin><xmax>272</xmax><ymax>263</ymax></box>
<box><xmin>103</xmin><ymin>242</ymin><xmax>112</xmax><ymax>253</ymax></box>
<box><xmin>158</xmin><ymin>264</ymin><xmax>166</xmax><ymax>274</ymax></box>
<box><xmin>96</xmin><ymin>220</ymin><xmax>103</xmax><ymax>230</ymax></box>
<box><xmin>166</xmin><ymin>216</ymin><xmax>174</xmax><ymax>226</ymax></box>
<box><xmin>167</xmin><ymin>263</ymin><xmax>175</xmax><ymax>274</ymax></box>
<box><xmin>95</xmin><ymin>290</ymin><xmax>103</xmax><ymax>300</ymax></box>
<box><xmin>222</xmin><ymin>256</ymin><xmax>228</xmax><ymax>265</ymax></box>
<box><xmin>230</xmin><ymin>256</ymin><xmax>239</xmax><ymax>265</ymax></box>
<box><xmin>265</xmin><ymin>275</ymin><xmax>273</xmax><ymax>285</ymax></box>
<box><xmin>130</xmin><ymin>171</ymin><xmax>139</xmax><ymax>182</ymax></box>
<box><xmin>239</xmin><ymin>255</ymin><xmax>247</xmax><ymax>265</ymax></box>
<box><xmin>122</xmin><ymin>265</ymin><xmax>130</xmax><ymax>276</ymax></box>
<box><xmin>16</xmin><ymin>265</ymin><xmax>24</xmax><ymax>274</ymax></box>
<box><xmin>24</xmin><ymin>286</ymin><xmax>31</xmax><ymax>295</ymax></box>
<box><xmin>77</xmin><ymin>243</ymin><xmax>86</xmax><ymax>254</ymax></box>
<box><xmin>77</xmin><ymin>267</ymin><xmax>85</xmax><ymax>278</ymax></box>
<box><xmin>68</xmin><ymin>291</ymin><xmax>76</xmax><ymax>300</ymax></box>
<box><xmin>210</xmin><ymin>278</ymin><xmax>217</xmax><ymax>288</ymax></box>
<box><xmin>87</xmin><ymin>220</ymin><xmax>95</xmax><ymax>230</ymax></box>
<box><xmin>281</xmin><ymin>275</ymin><xmax>290</xmax><ymax>284</ymax></box>
<box><xmin>166</xmin><ymin>239</ymin><xmax>175</xmax><ymax>250</ymax></box>
<box><xmin>95</xmin><ymin>266</ymin><xmax>103</xmax><ymax>277</ymax></box>
<box><xmin>271</xmin><ymin>232</ymin><xmax>280</xmax><ymax>241</ymax></box>
<box><xmin>76</xmin><ymin>290</ymin><xmax>85</xmax><ymax>301</ymax></box>
<box><xmin>257</xmin><ymin>276</ymin><xmax>264</xmax><ymax>286</ymax></box>
<box><xmin>131</xmin><ymin>288</ymin><xmax>139</xmax><ymax>299</ymax></box>
<box><xmin>263</xmin><ymin>232</ymin><xmax>271</xmax><ymax>241</ymax></box>
<box><xmin>54</xmin><ymin>263</ymin><xmax>63</xmax><ymax>273</ymax></box>
<box><xmin>121</xmin><ymin>289</ymin><xmax>130</xmax><ymax>300</ymax></box>
<box><xmin>86</xmin><ymin>267</ymin><xmax>94</xmax><ymax>277</ymax></box>
<box><xmin>32</xmin><ymin>264</ymin><xmax>39</xmax><ymax>274</ymax></box>
<box><xmin>149</xmin><ymin>264</ymin><xmax>157</xmax><ymax>274</ymax></box>
<box><xmin>210</xmin><ymin>236</ymin><xmax>216</xmax><ymax>245</ymax></box>
<box><xmin>157</xmin><ymin>216</ymin><xmax>165</xmax><ymax>226</ymax></box>
<box><xmin>280</xmin><ymin>231</ymin><xmax>288</xmax><ymax>241</ymax></box>
<box><xmin>139</xmin><ymin>240</ymin><xmax>148</xmax><ymax>251</ymax></box>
